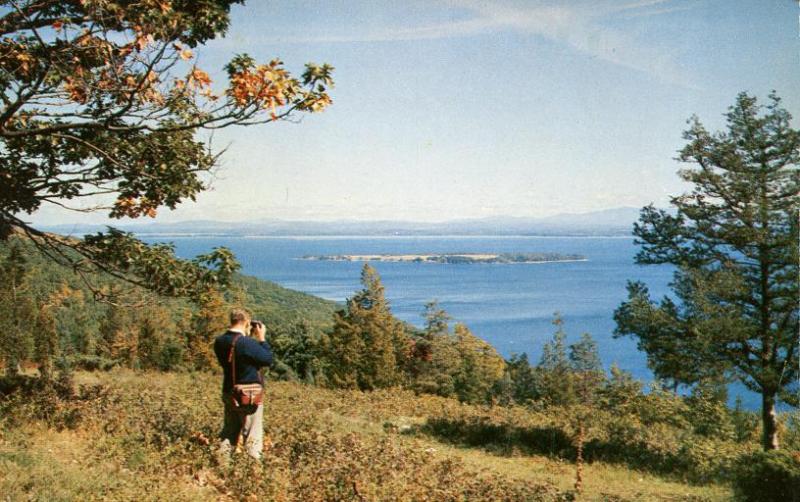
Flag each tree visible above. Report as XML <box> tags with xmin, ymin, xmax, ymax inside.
<box><xmin>614</xmin><ymin>92</ymin><xmax>799</xmax><ymax>450</ymax></box>
<box><xmin>409</xmin><ymin>300</ymin><xmax>459</xmax><ymax>396</ymax></box>
<box><xmin>452</xmin><ymin>322</ymin><xmax>505</xmax><ymax>404</ymax></box>
<box><xmin>568</xmin><ymin>332</ymin><xmax>603</xmax><ymax>494</ymax></box>
<box><xmin>267</xmin><ymin>320</ymin><xmax>326</xmax><ymax>384</ymax></box>
<box><xmin>186</xmin><ymin>289</ymin><xmax>227</xmax><ymax>370</ymax></box>
<box><xmin>98</xmin><ymin>299</ymin><xmax>135</xmax><ymax>366</ymax></box>
<box><xmin>137</xmin><ymin>303</ymin><xmax>176</xmax><ymax>369</ymax></box>
<box><xmin>0</xmin><ymin>0</ymin><xmax>333</xmax><ymax>300</ymax></box>
<box><xmin>324</xmin><ymin>264</ymin><xmax>408</xmax><ymax>390</ymax></box>
<box><xmin>537</xmin><ymin>313</ymin><xmax>574</xmax><ymax>406</ymax></box>
<box><xmin>503</xmin><ymin>352</ymin><xmax>538</xmax><ymax>404</ymax></box>
<box><xmin>0</xmin><ymin>241</ymin><xmax>36</xmax><ymax>376</ymax></box>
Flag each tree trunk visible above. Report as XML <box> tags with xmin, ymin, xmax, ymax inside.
<box><xmin>762</xmin><ymin>392</ymin><xmax>780</xmax><ymax>450</ymax></box>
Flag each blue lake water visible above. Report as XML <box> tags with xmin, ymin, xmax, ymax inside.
<box><xmin>145</xmin><ymin>235</ymin><xmax>762</xmax><ymax>409</ymax></box>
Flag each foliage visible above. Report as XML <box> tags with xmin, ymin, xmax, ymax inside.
<box><xmin>0</xmin><ymin>371</ymin><xmax>581</xmax><ymax>501</ymax></box>
<box><xmin>0</xmin><ymin>0</ymin><xmax>333</xmax><ymax>298</ymax></box>
<box><xmin>615</xmin><ymin>92</ymin><xmax>799</xmax><ymax>450</ymax></box>
<box><xmin>684</xmin><ymin>380</ymin><xmax>735</xmax><ymax>440</ymax></box>
<box><xmin>732</xmin><ymin>450</ymin><xmax>800</xmax><ymax>502</ymax></box>
<box><xmin>0</xmin><ymin>241</ymin><xmax>35</xmax><ymax>375</ymax></box>
<box><xmin>266</xmin><ymin>320</ymin><xmax>327</xmax><ymax>384</ymax></box>
<box><xmin>0</xmin><ymin>235</ymin><xmax>336</xmax><ymax>376</ymax></box>
<box><xmin>451</xmin><ymin>322</ymin><xmax>505</xmax><ymax>403</ymax></box>
<box><xmin>323</xmin><ymin>264</ymin><xmax>409</xmax><ymax>390</ymax></box>
<box><xmin>538</xmin><ymin>313</ymin><xmax>574</xmax><ymax>406</ymax></box>
<box><xmin>408</xmin><ymin>300</ymin><xmax>459</xmax><ymax>397</ymax></box>
<box><xmin>0</xmin><ymin>370</ymin><xmax>739</xmax><ymax>501</ymax></box>
<box><xmin>234</xmin><ymin>273</ymin><xmax>337</xmax><ymax>332</ymax></box>
<box><xmin>502</xmin><ymin>352</ymin><xmax>539</xmax><ymax>404</ymax></box>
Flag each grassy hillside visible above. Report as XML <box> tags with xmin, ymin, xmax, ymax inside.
<box><xmin>0</xmin><ymin>371</ymin><xmax>732</xmax><ymax>501</ymax></box>
<box><xmin>0</xmin><ymin>234</ymin><xmax>337</xmax><ymax>334</ymax></box>
<box><xmin>234</xmin><ymin>273</ymin><xmax>337</xmax><ymax>332</ymax></box>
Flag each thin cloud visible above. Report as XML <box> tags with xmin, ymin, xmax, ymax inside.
<box><xmin>267</xmin><ymin>17</ymin><xmax>501</xmax><ymax>43</ymax></box>
<box><xmin>449</xmin><ymin>0</ymin><xmax>699</xmax><ymax>88</ymax></box>
<box><xmin>233</xmin><ymin>0</ymin><xmax>698</xmax><ymax>89</ymax></box>
<box><xmin>610</xmin><ymin>0</ymin><xmax>675</xmax><ymax>13</ymax></box>
<box><xmin>620</xmin><ymin>5</ymin><xmax>697</xmax><ymax>18</ymax></box>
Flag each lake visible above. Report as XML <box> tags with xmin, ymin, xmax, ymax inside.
<box><xmin>145</xmin><ymin>235</ymin><xmax>762</xmax><ymax>409</ymax></box>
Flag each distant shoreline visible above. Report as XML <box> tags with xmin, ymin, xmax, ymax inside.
<box><xmin>130</xmin><ymin>233</ymin><xmax>633</xmax><ymax>239</ymax></box>
<box><xmin>299</xmin><ymin>253</ymin><xmax>587</xmax><ymax>264</ymax></box>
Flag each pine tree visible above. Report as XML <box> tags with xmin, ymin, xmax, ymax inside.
<box><xmin>537</xmin><ymin>313</ymin><xmax>574</xmax><ymax>406</ymax></box>
<box><xmin>567</xmin><ymin>332</ymin><xmax>604</xmax><ymax>494</ymax></box>
<box><xmin>188</xmin><ymin>290</ymin><xmax>228</xmax><ymax>370</ymax></box>
<box><xmin>452</xmin><ymin>323</ymin><xmax>505</xmax><ymax>404</ymax></box>
<box><xmin>410</xmin><ymin>300</ymin><xmax>457</xmax><ymax>396</ymax></box>
<box><xmin>34</xmin><ymin>302</ymin><xmax>59</xmax><ymax>381</ymax></box>
<box><xmin>615</xmin><ymin>92</ymin><xmax>799</xmax><ymax>450</ymax></box>
<box><xmin>268</xmin><ymin>321</ymin><xmax>326</xmax><ymax>383</ymax></box>
<box><xmin>137</xmin><ymin>304</ymin><xmax>176</xmax><ymax>370</ymax></box>
<box><xmin>325</xmin><ymin>308</ymin><xmax>365</xmax><ymax>389</ymax></box>
<box><xmin>99</xmin><ymin>301</ymin><xmax>136</xmax><ymax>367</ymax></box>
<box><xmin>324</xmin><ymin>264</ymin><xmax>407</xmax><ymax>390</ymax></box>
<box><xmin>0</xmin><ymin>242</ymin><xmax>36</xmax><ymax>376</ymax></box>
<box><xmin>505</xmin><ymin>353</ymin><xmax>539</xmax><ymax>404</ymax></box>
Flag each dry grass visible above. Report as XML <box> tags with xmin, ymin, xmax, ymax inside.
<box><xmin>0</xmin><ymin>370</ymin><xmax>732</xmax><ymax>501</ymax></box>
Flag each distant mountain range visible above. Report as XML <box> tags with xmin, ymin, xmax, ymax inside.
<box><xmin>41</xmin><ymin>207</ymin><xmax>645</xmax><ymax>237</ymax></box>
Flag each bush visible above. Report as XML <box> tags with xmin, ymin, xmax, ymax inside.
<box><xmin>733</xmin><ymin>450</ymin><xmax>800</xmax><ymax>502</ymax></box>
<box><xmin>68</xmin><ymin>354</ymin><xmax>117</xmax><ymax>371</ymax></box>
<box><xmin>155</xmin><ymin>340</ymin><xmax>185</xmax><ymax>371</ymax></box>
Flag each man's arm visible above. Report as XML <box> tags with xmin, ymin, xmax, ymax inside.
<box><xmin>243</xmin><ymin>323</ymin><xmax>274</xmax><ymax>368</ymax></box>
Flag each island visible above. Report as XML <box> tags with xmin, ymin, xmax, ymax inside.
<box><xmin>299</xmin><ymin>252</ymin><xmax>587</xmax><ymax>264</ymax></box>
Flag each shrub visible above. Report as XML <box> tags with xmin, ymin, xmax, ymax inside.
<box><xmin>733</xmin><ymin>450</ymin><xmax>800</xmax><ymax>502</ymax></box>
<box><xmin>68</xmin><ymin>354</ymin><xmax>117</xmax><ymax>371</ymax></box>
<box><xmin>155</xmin><ymin>340</ymin><xmax>185</xmax><ymax>371</ymax></box>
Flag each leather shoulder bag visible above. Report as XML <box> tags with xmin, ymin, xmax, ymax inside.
<box><xmin>228</xmin><ymin>334</ymin><xmax>264</xmax><ymax>413</ymax></box>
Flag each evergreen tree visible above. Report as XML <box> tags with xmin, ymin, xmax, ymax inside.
<box><xmin>325</xmin><ymin>308</ymin><xmax>365</xmax><ymax>389</ymax></box>
<box><xmin>569</xmin><ymin>333</ymin><xmax>602</xmax><ymax>374</ymax></box>
<box><xmin>410</xmin><ymin>300</ymin><xmax>458</xmax><ymax>396</ymax></box>
<box><xmin>569</xmin><ymin>332</ymin><xmax>605</xmax><ymax>399</ymax></box>
<box><xmin>54</xmin><ymin>288</ymin><xmax>99</xmax><ymax>358</ymax></box>
<box><xmin>537</xmin><ymin>313</ymin><xmax>574</xmax><ymax>406</ymax></box>
<box><xmin>600</xmin><ymin>364</ymin><xmax>644</xmax><ymax>411</ymax></box>
<box><xmin>0</xmin><ymin>242</ymin><xmax>35</xmax><ymax>376</ymax></box>
<box><xmin>99</xmin><ymin>301</ymin><xmax>136</xmax><ymax>367</ymax></box>
<box><xmin>188</xmin><ymin>290</ymin><xmax>228</xmax><ymax>370</ymax></box>
<box><xmin>34</xmin><ymin>301</ymin><xmax>60</xmax><ymax>381</ymax></box>
<box><xmin>567</xmin><ymin>331</ymin><xmax>604</xmax><ymax>494</ymax></box>
<box><xmin>452</xmin><ymin>323</ymin><xmax>505</xmax><ymax>404</ymax></box>
<box><xmin>504</xmin><ymin>353</ymin><xmax>539</xmax><ymax>404</ymax></box>
<box><xmin>137</xmin><ymin>304</ymin><xmax>176</xmax><ymax>370</ymax></box>
<box><xmin>324</xmin><ymin>264</ymin><xmax>407</xmax><ymax>390</ymax></box>
<box><xmin>615</xmin><ymin>92</ymin><xmax>799</xmax><ymax>450</ymax></box>
<box><xmin>268</xmin><ymin>321</ymin><xmax>326</xmax><ymax>384</ymax></box>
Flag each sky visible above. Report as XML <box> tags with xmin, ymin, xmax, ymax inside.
<box><xmin>30</xmin><ymin>0</ymin><xmax>800</xmax><ymax>224</ymax></box>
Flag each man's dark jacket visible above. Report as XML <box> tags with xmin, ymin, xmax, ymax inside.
<box><xmin>214</xmin><ymin>330</ymin><xmax>274</xmax><ymax>393</ymax></box>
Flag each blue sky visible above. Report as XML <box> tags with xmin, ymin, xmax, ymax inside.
<box><xmin>33</xmin><ymin>0</ymin><xmax>800</xmax><ymax>224</ymax></box>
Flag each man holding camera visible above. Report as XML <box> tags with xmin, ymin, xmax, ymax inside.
<box><xmin>214</xmin><ymin>308</ymin><xmax>274</xmax><ymax>461</ymax></box>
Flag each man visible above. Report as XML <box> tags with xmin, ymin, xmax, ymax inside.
<box><xmin>214</xmin><ymin>308</ymin><xmax>274</xmax><ymax>461</ymax></box>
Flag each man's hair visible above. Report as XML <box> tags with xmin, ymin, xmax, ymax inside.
<box><xmin>229</xmin><ymin>308</ymin><xmax>251</xmax><ymax>326</ymax></box>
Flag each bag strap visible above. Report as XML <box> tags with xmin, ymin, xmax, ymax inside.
<box><xmin>227</xmin><ymin>333</ymin><xmax>241</xmax><ymax>386</ymax></box>
<box><xmin>227</xmin><ymin>332</ymin><xmax>266</xmax><ymax>387</ymax></box>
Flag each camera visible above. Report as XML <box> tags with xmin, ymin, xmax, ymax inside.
<box><xmin>250</xmin><ymin>320</ymin><xmax>263</xmax><ymax>329</ymax></box>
